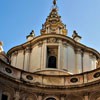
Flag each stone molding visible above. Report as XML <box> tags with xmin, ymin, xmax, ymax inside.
<box><xmin>7</xmin><ymin>34</ymin><xmax>100</xmax><ymax>59</ymax></box>
<box><xmin>24</xmin><ymin>47</ymin><xmax>31</xmax><ymax>53</ymax></box>
<box><xmin>47</xmin><ymin>38</ymin><xmax>57</xmax><ymax>43</ymax></box>
<box><xmin>0</xmin><ymin>59</ymin><xmax>100</xmax><ymax>89</ymax></box>
<box><xmin>75</xmin><ymin>48</ymin><xmax>83</xmax><ymax>54</ymax></box>
<box><xmin>12</xmin><ymin>51</ymin><xmax>18</xmax><ymax>56</ymax></box>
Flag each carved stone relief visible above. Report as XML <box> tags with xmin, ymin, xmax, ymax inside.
<box><xmin>47</xmin><ymin>38</ymin><xmax>57</xmax><ymax>43</ymax></box>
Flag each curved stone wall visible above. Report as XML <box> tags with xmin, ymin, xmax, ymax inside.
<box><xmin>0</xmin><ymin>59</ymin><xmax>100</xmax><ymax>100</ymax></box>
<box><xmin>0</xmin><ymin>59</ymin><xmax>100</xmax><ymax>87</ymax></box>
<box><xmin>7</xmin><ymin>34</ymin><xmax>100</xmax><ymax>74</ymax></box>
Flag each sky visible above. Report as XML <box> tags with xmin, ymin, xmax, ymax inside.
<box><xmin>0</xmin><ymin>0</ymin><xmax>100</xmax><ymax>53</ymax></box>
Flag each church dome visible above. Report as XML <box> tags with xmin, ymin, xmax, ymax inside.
<box><xmin>0</xmin><ymin>1</ymin><xmax>100</xmax><ymax>100</ymax></box>
<box><xmin>7</xmin><ymin>2</ymin><xmax>100</xmax><ymax>74</ymax></box>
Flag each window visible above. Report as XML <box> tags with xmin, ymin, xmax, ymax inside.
<box><xmin>47</xmin><ymin>46</ymin><xmax>58</xmax><ymax>68</ymax></box>
<box><xmin>2</xmin><ymin>94</ymin><xmax>8</xmax><ymax>100</ymax></box>
<box><xmin>48</xmin><ymin>56</ymin><xmax>56</xmax><ymax>68</ymax></box>
<box><xmin>46</xmin><ymin>97</ymin><xmax>56</xmax><ymax>100</ymax></box>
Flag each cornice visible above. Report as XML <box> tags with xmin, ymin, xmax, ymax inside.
<box><xmin>7</xmin><ymin>34</ymin><xmax>100</xmax><ymax>58</ymax></box>
<box><xmin>0</xmin><ymin>70</ymin><xmax>100</xmax><ymax>92</ymax></box>
<box><xmin>0</xmin><ymin>59</ymin><xmax>100</xmax><ymax>90</ymax></box>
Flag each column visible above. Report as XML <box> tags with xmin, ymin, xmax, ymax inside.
<box><xmin>16</xmin><ymin>50</ymin><xmax>24</xmax><ymax>69</ymax></box>
<box><xmin>38</xmin><ymin>96</ymin><xmax>42</xmax><ymax>100</ymax></box>
<box><xmin>75</xmin><ymin>48</ymin><xmax>82</xmax><ymax>73</ymax></box>
<box><xmin>43</xmin><ymin>40</ymin><xmax>47</xmax><ymax>69</ymax></box>
<box><xmin>41</xmin><ymin>40</ymin><xmax>47</xmax><ymax>69</ymax></box>
<box><xmin>84</xmin><ymin>95</ymin><xmax>89</xmax><ymax>100</ymax></box>
<box><xmin>83</xmin><ymin>52</ymin><xmax>90</xmax><ymax>72</ymax></box>
<box><xmin>14</xmin><ymin>91</ymin><xmax>20</xmax><ymax>100</ymax></box>
<box><xmin>60</xmin><ymin>94</ymin><xmax>66</xmax><ymax>100</ymax></box>
<box><xmin>58</xmin><ymin>40</ymin><xmax>62</xmax><ymax>69</ymax></box>
<box><xmin>24</xmin><ymin>47</ymin><xmax>31</xmax><ymax>71</ymax></box>
<box><xmin>84</xmin><ymin>74</ymin><xmax>88</xmax><ymax>83</ymax></box>
<box><xmin>61</xmin><ymin>97</ymin><xmax>64</xmax><ymax>100</ymax></box>
<box><xmin>89</xmin><ymin>53</ymin><xmax>97</xmax><ymax>70</ymax></box>
<box><xmin>37</xmin><ymin>93</ymin><xmax>43</xmax><ymax>100</ymax></box>
<box><xmin>11</xmin><ymin>51</ymin><xmax>18</xmax><ymax>67</ymax></box>
<box><xmin>62</xmin><ymin>41</ymin><xmax>68</xmax><ymax>70</ymax></box>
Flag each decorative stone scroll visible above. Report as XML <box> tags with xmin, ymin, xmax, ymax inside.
<box><xmin>75</xmin><ymin>48</ymin><xmax>83</xmax><ymax>54</ymax></box>
<box><xmin>62</xmin><ymin>41</ymin><xmax>68</xmax><ymax>47</ymax></box>
<box><xmin>48</xmin><ymin>48</ymin><xmax>57</xmax><ymax>55</ymax></box>
<box><xmin>38</xmin><ymin>41</ymin><xmax>43</xmax><ymax>46</ymax></box>
<box><xmin>89</xmin><ymin>53</ymin><xmax>96</xmax><ymax>58</ymax></box>
<box><xmin>12</xmin><ymin>51</ymin><xmax>18</xmax><ymax>56</ymax></box>
<box><xmin>47</xmin><ymin>38</ymin><xmax>57</xmax><ymax>43</ymax></box>
<box><xmin>25</xmin><ymin>47</ymin><xmax>31</xmax><ymax>53</ymax></box>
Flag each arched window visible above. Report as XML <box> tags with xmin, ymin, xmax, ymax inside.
<box><xmin>48</xmin><ymin>56</ymin><xmax>56</xmax><ymax>68</ymax></box>
<box><xmin>46</xmin><ymin>97</ymin><xmax>56</xmax><ymax>100</ymax></box>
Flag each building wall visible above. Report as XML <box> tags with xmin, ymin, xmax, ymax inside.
<box><xmin>0</xmin><ymin>58</ymin><xmax>100</xmax><ymax>100</ymax></box>
<box><xmin>16</xmin><ymin>50</ymin><xmax>24</xmax><ymax>69</ymax></box>
<box><xmin>63</xmin><ymin>45</ymin><xmax>68</xmax><ymax>70</ymax></box>
<box><xmin>67</xmin><ymin>46</ymin><xmax>75</xmax><ymax>73</ymax></box>
<box><xmin>0</xmin><ymin>76</ymin><xmax>100</xmax><ymax>100</ymax></box>
<box><xmin>11</xmin><ymin>52</ymin><xmax>17</xmax><ymax>67</ymax></box>
<box><xmin>10</xmin><ymin>37</ymin><xmax>98</xmax><ymax>74</ymax></box>
<box><xmin>30</xmin><ymin>45</ymin><xmax>42</xmax><ymax>72</ymax></box>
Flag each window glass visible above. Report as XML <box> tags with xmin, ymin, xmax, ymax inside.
<box><xmin>2</xmin><ymin>94</ymin><xmax>8</xmax><ymax>100</ymax></box>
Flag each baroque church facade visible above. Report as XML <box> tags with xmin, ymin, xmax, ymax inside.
<box><xmin>0</xmin><ymin>0</ymin><xmax>100</xmax><ymax>100</ymax></box>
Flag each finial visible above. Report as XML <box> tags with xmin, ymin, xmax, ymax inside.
<box><xmin>72</xmin><ymin>30</ymin><xmax>82</xmax><ymax>42</ymax></box>
<box><xmin>26</xmin><ymin>30</ymin><xmax>35</xmax><ymax>41</ymax></box>
<box><xmin>52</xmin><ymin>0</ymin><xmax>58</xmax><ymax>9</ymax></box>
<box><xmin>0</xmin><ymin>41</ymin><xmax>4</xmax><ymax>52</ymax></box>
<box><xmin>0</xmin><ymin>41</ymin><xmax>3</xmax><ymax>46</ymax></box>
<box><xmin>53</xmin><ymin>0</ymin><xmax>57</xmax><ymax>6</ymax></box>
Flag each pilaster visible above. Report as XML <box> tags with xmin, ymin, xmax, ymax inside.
<box><xmin>38</xmin><ymin>95</ymin><xmax>42</xmax><ymax>100</ymax></box>
<box><xmin>24</xmin><ymin>47</ymin><xmax>31</xmax><ymax>71</ymax></box>
<box><xmin>84</xmin><ymin>94</ymin><xmax>89</xmax><ymax>100</ymax></box>
<box><xmin>58</xmin><ymin>40</ymin><xmax>62</xmax><ymax>69</ymax></box>
<box><xmin>61</xmin><ymin>96</ymin><xmax>65</xmax><ymax>100</ymax></box>
<box><xmin>60</xmin><ymin>94</ymin><xmax>66</xmax><ymax>100</ymax></box>
<box><xmin>61</xmin><ymin>97</ymin><xmax>64</xmax><ymax>100</ymax></box>
<box><xmin>62</xmin><ymin>41</ymin><xmax>68</xmax><ymax>70</ymax></box>
<box><xmin>41</xmin><ymin>40</ymin><xmax>47</xmax><ymax>69</ymax></box>
<box><xmin>83</xmin><ymin>74</ymin><xmax>88</xmax><ymax>83</ymax></box>
<box><xmin>75</xmin><ymin>48</ymin><xmax>83</xmax><ymax>73</ymax></box>
<box><xmin>11</xmin><ymin>51</ymin><xmax>18</xmax><ymax>67</ymax></box>
<box><xmin>37</xmin><ymin>93</ymin><xmax>43</xmax><ymax>100</ymax></box>
<box><xmin>14</xmin><ymin>91</ymin><xmax>20</xmax><ymax>100</ymax></box>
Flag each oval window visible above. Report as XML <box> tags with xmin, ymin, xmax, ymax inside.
<box><xmin>46</xmin><ymin>97</ymin><xmax>56</xmax><ymax>100</ymax></box>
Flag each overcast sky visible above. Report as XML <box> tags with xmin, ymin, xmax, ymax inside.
<box><xmin>0</xmin><ymin>0</ymin><xmax>100</xmax><ymax>52</ymax></box>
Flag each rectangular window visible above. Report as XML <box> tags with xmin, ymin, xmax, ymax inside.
<box><xmin>2</xmin><ymin>94</ymin><xmax>8</xmax><ymax>100</ymax></box>
<box><xmin>47</xmin><ymin>46</ymin><xmax>58</xmax><ymax>68</ymax></box>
